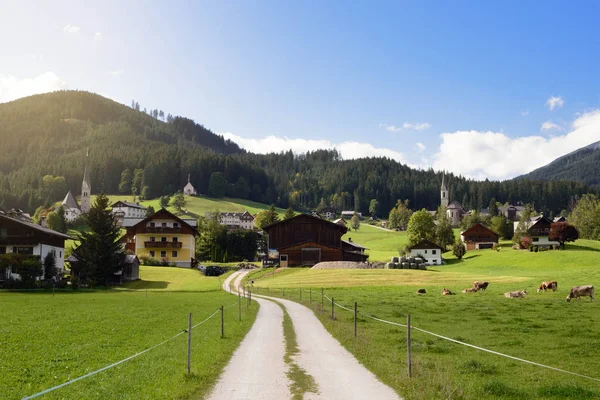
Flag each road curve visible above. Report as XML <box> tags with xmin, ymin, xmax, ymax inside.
<box><xmin>209</xmin><ymin>270</ymin><xmax>401</xmax><ymax>400</ymax></box>
<box><xmin>206</xmin><ymin>271</ymin><xmax>291</xmax><ymax>400</ymax></box>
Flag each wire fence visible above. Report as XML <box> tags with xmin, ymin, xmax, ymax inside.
<box><xmin>250</xmin><ymin>285</ymin><xmax>600</xmax><ymax>385</ymax></box>
<box><xmin>22</xmin><ymin>296</ymin><xmax>244</xmax><ymax>400</ymax></box>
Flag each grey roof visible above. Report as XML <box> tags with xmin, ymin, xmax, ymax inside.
<box><xmin>441</xmin><ymin>173</ymin><xmax>448</xmax><ymax>190</ymax></box>
<box><xmin>62</xmin><ymin>190</ymin><xmax>80</xmax><ymax>210</ymax></box>
<box><xmin>341</xmin><ymin>239</ymin><xmax>368</xmax><ymax>249</ymax></box>
<box><xmin>82</xmin><ymin>166</ymin><xmax>90</xmax><ymax>187</ymax></box>
<box><xmin>182</xmin><ymin>219</ymin><xmax>197</xmax><ymax>227</ymax></box>
<box><xmin>111</xmin><ymin>201</ymin><xmax>147</xmax><ymax>210</ymax></box>
<box><xmin>120</xmin><ymin>218</ymin><xmax>145</xmax><ymax>227</ymax></box>
<box><xmin>447</xmin><ymin>200</ymin><xmax>464</xmax><ymax>210</ymax></box>
<box><xmin>0</xmin><ymin>214</ymin><xmax>71</xmax><ymax>240</ymax></box>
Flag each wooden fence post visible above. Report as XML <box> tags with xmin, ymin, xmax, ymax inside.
<box><xmin>321</xmin><ymin>288</ymin><xmax>324</xmax><ymax>309</ymax></box>
<box><xmin>407</xmin><ymin>314</ymin><xmax>412</xmax><ymax>378</ymax></box>
<box><xmin>221</xmin><ymin>306</ymin><xmax>225</xmax><ymax>338</ymax></box>
<box><xmin>354</xmin><ymin>301</ymin><xmax>357</xmax><ymax>337</ymax></box>
<box><xmin>331</xmin><ymin>297</ymin><xmax>335</xmax><ymax>320</ymax></box>
<box><xmin>238</xmin><ymin>293</ymin><xmax>241</xmax><ymax>321</ymax></box>
<box><xmin>187</xmin><ymin>313</ymin><xmax>192</xmax><ymax>374</ymax></box>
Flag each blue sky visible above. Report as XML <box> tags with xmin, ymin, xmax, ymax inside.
<box><xmin>2</xmin><ymin>0</ymin><xmax>600</xmax><ymax>180</ymax></box>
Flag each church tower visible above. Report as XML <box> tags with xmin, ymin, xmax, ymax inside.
<box><xmin>81</xmin><ymin>151</ymin><xmax>91</xmax><ymax>213</ymax></box>
<box><xmin>440</xmin><ymin>173</ymin><xmax>449</xmax><ymax>209</ymax></box>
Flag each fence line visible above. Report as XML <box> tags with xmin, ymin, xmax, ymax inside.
<box><xmin>292</xmin><ymin>288</ymin><xmax>600</xmax><ymax>384</ymax></box>
<box><xmin>22</xmin><ymin>298</ymin><xmax>240</xmax><ymax>400</ymax></box>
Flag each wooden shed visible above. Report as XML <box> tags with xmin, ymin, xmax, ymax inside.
<box><xmin>263</xmin><ymin>214</ymin><xmax>368</xmax><ymax>266</ymax></box>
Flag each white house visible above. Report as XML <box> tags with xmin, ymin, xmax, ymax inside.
<box><xmin>111</xmin><ymin>201</ymin><xmax>148</xmax><ymax>219</ymax></box>
<box><xmin>0</xmin><ymin>213</ymin><xmax>68</xmax><ymax>281</ymax></box>
<box><xmin>183</xmin><ymin>174</ymin><xmax>197</xmax><ymax>196</ymax></box>
<box><xmin>408</xmin><ymin>240</ymin><xmax>443</xmax><ymax>266</ymax></box>
<box><xmin>513</xmin><ymin>215</ymin><xmax>559</xmax><ymax>247</ymax></box>
<box><xmin>205</xmin><ymin>211</ymin><xmax>255</xmax><ymax>230</ymax></box>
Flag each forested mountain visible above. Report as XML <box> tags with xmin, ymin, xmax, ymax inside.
<box><xmin>0</xmin><ymin>91</ymin><xmax>595</xmax><ymax>217</ymax></box>
<box><xmin>518</xmin><ymin>141</ymin><xmax>600</xmax><ymax>186</ymax></box>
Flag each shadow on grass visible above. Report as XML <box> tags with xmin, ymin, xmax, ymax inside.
<box><xmin>128</xmin><ymin>280</ymin><xmax>170</xmax><ymax>289</ymax></box>
<box><xmin>567</xmin><ymin>245</ymin><xmax>600</xmax><ymax>252</ymax></box>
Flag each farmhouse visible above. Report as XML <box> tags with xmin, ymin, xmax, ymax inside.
<box><xmin>341</xmin><ymin>211</ymin><xmax>361</xmax><ymax>219</ymax></box>
<box><xmin>461</xmin><ymin>223</ymin><xmax>499</xmax><ymax>250</ymax></box>
<box><xmin>123</xmin><ymin>208</ymin><xmax>198</xmax><ymax>267</ymax></box>
<box><xmin>0</xmin><ymin>213</ymin><xmax>68</xmax><ymax>280</ymax></box>
<box><xmin>321</xmin><ymin>207</ymin><xmax>337</xmax><ymax>220</ymax></box>
<box><xmin>408</xmin><ymin>240</ymin><xmax>443</xmax><ymax>265</ymax></box>
<box><xmin>205</xmin><ymin>211</ymin><xmax>255</xmax><ymax>230</ymax></box>
<box><xmin>111</xmin><ymin>201</ymin><xmax>147</xmax><ymax>219</ymax></box>
<box><xmin>263</xmin><ymin>214</ymin><xmax>368</xmax><ymax>266</ymax></box>
<box><xmin>514</xmin><ymin>215</ymin><xmax>560</xmax><ymax>247</ymax></box>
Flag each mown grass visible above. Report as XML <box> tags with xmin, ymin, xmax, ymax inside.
<box><xmin>250</xmin><ymin>239</ymin><xmax>600</xmax><ymax>399</ymax></box>
<box><xmin>121</xmin><ymin>265</ymin><xmax>231</xmax><ymax>291</ymax></box>
<box><xmin>342</xmin><ymin>223</ymin><xmax>409</xmax><ymax>262</ymax></box>
<box><xmin>0</xmin><ymin>270</ymin><xmax>257</xmax><ymax>399</ymax></box>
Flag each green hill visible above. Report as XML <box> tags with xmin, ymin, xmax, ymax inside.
<box><xmin>518</xmin><ymin>140</ymin><xmax>600</xmax><ymax>187</ymax></box>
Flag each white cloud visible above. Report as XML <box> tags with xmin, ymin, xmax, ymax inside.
<box><xmin>63</xmin><ymin>23</ymin><xmax>80</xmax><ymax>33</ymax></box>
<box><xmin>540</xmin><ymin>121</ymin><xmax>561</xmax><ymax>132</ymax></box>
<box><xmin>403</xmin><ymin>122</ymin><xmax>431</xmax><ymax>131</ymax></box>
<box><xmin>95</xmin><ymin>32</ymin><xmax>102</xmax><ymax>40</ymax></box>
<box><xmin>107</xmin><ymin>69</ymin><xmax>124</xmax><ymax>76</ymax></box>
<box><xmin>546</xmin><ymin>96</ymin><xmax>564</xmax><ymax>111</ymax></box>
<box><xmin>432</xmin><ymin>109</ymin><xmax>600</xmax><ymax>180</ymax></box>
<box><xmin>0</xmin><ymin>72</ymin><xmax>67</xmax><ymax>103</ymax></box>
<box><xmin>416</xmin><ymin>142</ymin><xmax>426</xmax><ymax>152</ymax></box>
<box><xmin>221</xmin><ymin>132</ymin><xmax>409</xmax><ymax>164</ymax></box>
<box><xmin>521</xmin><ymin>110</ymin><xmax>529</xmax><ymax>116</ymax></box>
<box><xmin>380</xmin><ymin>122</ymin><xmax>431</xmax><ymax>132</ymax></box>
<box><xmin>379</xmin><ymin>123</ymin><xmax>402</xmax><ymax>132</ymax></box>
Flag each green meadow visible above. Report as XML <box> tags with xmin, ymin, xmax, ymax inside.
<box><xmin>342</xmin><ymin>223</ymin><xmax>409</xmax><ymax>262</ymax></box>
<box><xmin>0</xmin><ymin>267</ymin><xmax>257</xmax><ymax>400</ymax></box>
<box><xmin>249</xmin><ymin>239</ymin><xmax>600</xmax><ymax>399</ymax></box>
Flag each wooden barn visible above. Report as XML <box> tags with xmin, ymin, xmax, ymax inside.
<box><xmin>263</xmin><ymin>214</ymin><xmax>368</xmax><ymax>266</ymax></box>
<box><xmin>460</xmin><ymin>223</ymin><xmax>499</xmax><ymax>250</ymax></box>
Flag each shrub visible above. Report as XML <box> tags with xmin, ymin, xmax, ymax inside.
<box><xmin>452</xmin><ymin>242</ymin><xmax>466</xmax><ymax>260</ymax></box>
<box><xmin>520</xmin><ymin>236</ymin><xmax>533</xmax><ymax>249</ymax></box>
<box><xmin>139</xmin><ymin>256</ymin><xmax>164</xmax><ymax>266</ymax></box>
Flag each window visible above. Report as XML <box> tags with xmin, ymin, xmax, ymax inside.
<box><xmin>172</xmin><ymin>251</ymin><xmax>178</xmax><ymax>258</ymax></box>
<box><xmin>162</xmin><ymin>222</ymin><xmax>167</xmax><ymax>228</ymax></box>
<box><xmin>150</xmin><ymin>237</ymin><xmax>155</xmax><ymax>242</ymax></box>
<box><xmin>59</xmin><ymin>251</ymin><xmax>62</xmax><ymax>258</ymax></box>
<box><xmin>150</xmin><ymin>222</ymin><xmax>155</xmax><ymax>228</ymax></box>
<box><xmin>424</xmin><ymin>250</ymin><xmax>428</xmax><ymax>254</ymax></box>
<box><xmin>432</xmin><ymin>250</ymin><xmax>437</xmax><ymax>255</ymax></box>
<box><xmin>172</xmin><ymin>237</ymin><xmax>178</xmax><ymax>243</ymax></box>
<box><xmin>161</xmin><ymin>237</ymin><xmax>167</xmax><ymax>242</ymax></box>
<box><xmin>13</xmin><ymin>247</ymin><xmax>33</xmax><ymax>255</ymax></box>
<box><xmin>149</xmin><ymin>251</ymin><xmax>155</xmax><ymax>257</ymax></box>
<box><xmin>160</xmin><ymin>251</ymin><xmax>167</xmax><ymax>258</ymax></box>
<box><xmin>173</xmin><ymin>222</ymin><xmax>179</xmax><ymax>228</ymax></box>
<box><xmin>533</xmin><ymin>237</ymin><xmax>539</xmax><ymax>242</ymax></box>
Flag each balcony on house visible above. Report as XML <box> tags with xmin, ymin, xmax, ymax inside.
<box><xmin>144</xmin><ymin>241</ymin><xmax>183</xmax><ymax>249</ymax></box>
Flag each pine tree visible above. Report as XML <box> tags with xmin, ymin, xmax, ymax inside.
<box><xmin>283</xmin><ymin>207</ymin><xmax>295</xmax><ymax>220</ymax></box>
<box><xmin>72</xmin><ymin>194</ymin><xmax>125</xmax><ymax>286</ymax></box>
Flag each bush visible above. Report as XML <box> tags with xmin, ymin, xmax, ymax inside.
<box><xmin>520</xmin><ymin>236</ymin><xmax>533</xmax><ymax>249</ymax></box>
<box><xmin>139</xmin><ymin>256</ymin><xmax>168</xmax><ymax>266</ymax></box>
<box><xmin>452</xmin><ymin>242</ymin><xmax>466</xmax><ymax>260</ymax></box>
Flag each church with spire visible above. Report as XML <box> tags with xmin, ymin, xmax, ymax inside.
<box><xmin>183</xmin><ymin>173</ymin><xmax>197</xmax><ymax>196</ymax></box>
<box><xmin>61</xmin><ymin>152</ymin><xmax>91</xmax><ymax>222</ymax></box>
<box><xmin>440</xmin><ymin>172</ymin><xmax>465</xmax><ymax>226</ymax></box>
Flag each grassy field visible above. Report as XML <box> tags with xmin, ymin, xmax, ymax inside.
<box><xmin>90</xmin><ymin>194</ymin><xmax>286</xmax><ymax>218</ymax></box>
<box><xmin>248</xmin><ymin>239</ymin><xmax>600</xmax><ymax>399</ymax></box>
<box><xmin>342</xmin><ymin>223</ymin><xmax>409</xmax><ymax>262</ymax></box>
<box><xmin>0</xmin><ymin>267</ymin><xmax>257</xmax><ymax>400</ymax></box>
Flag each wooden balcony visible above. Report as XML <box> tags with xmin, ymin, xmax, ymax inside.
<box><xmin>142</xmin><ymin>227</ymin><xmax>182</xmax><ymax>233</ymax></box>
<box><xmin>144</xmin><ymin>241</ymin><xmax>182</xmax><ymax>249</ymax></box>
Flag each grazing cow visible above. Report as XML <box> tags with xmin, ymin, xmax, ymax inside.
<box><xmin>417</xmin><ymin>288</ymin><xmax>427</xmax><ymax>294</ymax></box>
<box><xmin>442</xmin><ymin>288</ymin><xmax>453</xmax><ymax>296</ymax></box>
<box><xmin>566</xmin><ymin>285</ymin><xmax>595</xmax><ymax>302</ymax></box>
<box><xmin>537</xmin><ymin>280</ymin><xmax>558</xmax><ymax>293</ymax></box>
<box><xmin>504</xmin><ymin>290</ymin><xmax>527</xmax><ymax>298</ymax></box>
<box><xmin>474</xmin><ymin>281</ymin><xmax>489</xmax><ymax>291</ymax></box>
<box><xmin>462</xmin><ymin>287</ymin><xmax>479</xmax><ymax>293</ymax></box>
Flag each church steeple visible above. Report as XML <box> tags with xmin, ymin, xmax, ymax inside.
<box><xmin>81</xmin><ymin>149</ymin><xmax>91</xmax><ymax>213</ymax></box>
<box><xmin>440</xmin><ymin>172</ymin><xmax>449</xmax><ymax>208</ymax></box>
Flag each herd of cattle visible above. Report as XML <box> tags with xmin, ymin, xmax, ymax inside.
<box><xmin>419</xmin><ymin>281</ymin><xmax>594</xmax><ymax>302</ymax></box>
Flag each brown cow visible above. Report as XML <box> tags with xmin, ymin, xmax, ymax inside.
<box><xmin>462</xmin><ymin>287</ymin><xmax>479</xmax><ymax>293</ymax></box>
<box><xmin>504</xmin><ymin>290</ymin><xmax>527</xmax><ymax>298</ymax></box>
<box><xmin>474</xmin><ymin>281</ymin><xmax>489</xmax><ymax>291</ymax></box>
<box><xmin>537</xmin><ymin>281</ymin><xmax>558</xmax><ymax>292</ymax></box>
<box><xmin>566</xmin><ymin>285</ymin><xmax>595</xmax><ymax>302</ymax></box>
<box><xmin>442</xmin><ymin>288</ymin><xmax>453</xmax><ymax>296</ymax></box>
